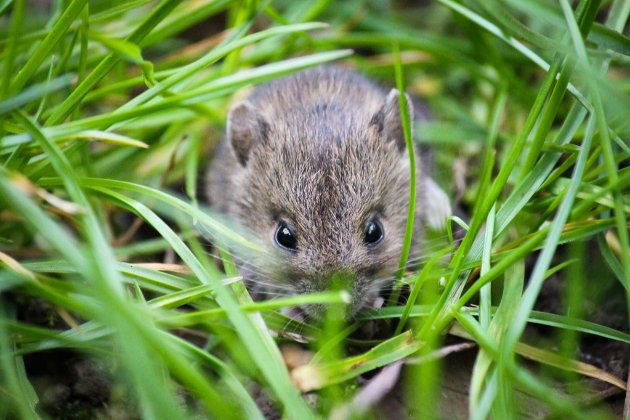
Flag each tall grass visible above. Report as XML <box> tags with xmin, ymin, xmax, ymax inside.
<box><xmin>1</xmin><ymin>0</ymin><xmax>629</xmax><ymax>418</ymax></box>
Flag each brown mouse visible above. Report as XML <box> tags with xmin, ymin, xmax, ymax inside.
<box><xmin>206</xmin><ymin>66</ymin><xmax>451</xmax><ymax>318</ymax></box>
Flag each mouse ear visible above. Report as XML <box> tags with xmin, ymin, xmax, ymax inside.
<box><xmin>227</xmin><ymin>100</ymin><xmax>269</xmax><ymax>166</ymax></box>
<box><xmin>370</xmin><ymin>89</ymin><xmax>414</xmax><ymax>152</ymax></box>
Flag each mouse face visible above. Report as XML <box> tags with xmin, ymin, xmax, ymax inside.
<box><xmin>240</xmin><ymin>120</ymin><xmax>413</xmax><ymax>317</ymax></box>
<box><xmin>221</xmin><ymin>82</ymin><xmax>419</xmax><ymax>318</ymax></box>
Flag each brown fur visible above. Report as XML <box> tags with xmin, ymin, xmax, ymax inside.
<box><xmin>206</xmin><ymin>66</ymin><xmax>449</xmax><ymax>317</ymax></box>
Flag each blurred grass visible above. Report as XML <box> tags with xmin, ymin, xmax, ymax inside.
<box><xmin>1</xmin><ymin>0</ymin><xmax>629</xmax><ymax>418</ymax></box>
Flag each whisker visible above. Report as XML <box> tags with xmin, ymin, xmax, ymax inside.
<box><xmin>407</xmin><ymin>238</ymin><xmax>462</xmax><ymax>257</ymax></box>
<box><xmin>246</xmin><ymin>279</ymin><xmax>295</xmax><ymax>293</ymax></box>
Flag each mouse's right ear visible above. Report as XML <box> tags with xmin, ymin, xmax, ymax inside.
<box><xmin>227</xmin><ymin>100</ymin><xmax>269</xmax><ymax>166</ymax></box>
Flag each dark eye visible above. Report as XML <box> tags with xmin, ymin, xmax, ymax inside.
<box><xmin>364</xmin><ymin>219</ymin><xmax>384</xmax><ymax>246</ymax></box>
<box><xmin>275</xmin><ymin>222</ymin><xmax>298</xmax><ymax>251</ymax></box>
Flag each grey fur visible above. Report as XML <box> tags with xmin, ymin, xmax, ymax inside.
<box><xmin>206</xmin><ymin>66</ymin><xmax>450</xmax><ymax>317</ymax></box>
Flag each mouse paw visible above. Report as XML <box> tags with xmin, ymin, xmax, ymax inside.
<box><xmin>423</xmin><ymin>177</ymin><xmax>452</xmax><ymax>231</ymax></box>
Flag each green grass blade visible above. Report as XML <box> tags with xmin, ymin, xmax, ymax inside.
<box><xmin>87</xmin><ymin>186</ymin><xmax>316</xmax><ymax>418</ymax></box>
<box><xmin>45</xmin><ymin>0</ymin><xmax>184</xmax><ymax>125</ymax></box>
<box><xmin>292</xmin><ymin>331</ymin><xmax>422</xmax><ymax>392</ymax></box>
<box><xmin>9</xmin><ymin>0</ymin><xmax>87</xmax><ymax>95</ymax></box>
<box><xmin>389</xmin><ymin>45</ymin><xmax>417</xmax><ymax>306</ymax></box>
<box><xmin>503</xmin><ymin>109</ymin><xmax>596</xmax><ymax>354</ymax></box>
<box><xmin>1</xmin><ymin>0</ymin><xmax>26</xmax><ymax>98</ymax></box>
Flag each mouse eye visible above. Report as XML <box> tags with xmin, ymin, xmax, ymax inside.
<box><xmin>364</xmin><ymin>219</ymin><xmax>384</xmax><ymax>247</ymax></box>
<box><xmin>275</xmin><ymin>222</ymin><xmax>298</xmax><ymax>251</ymax></box>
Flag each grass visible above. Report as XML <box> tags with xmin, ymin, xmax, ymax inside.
<box><xmin>1</xmin><ymin>0</ymin><xmax>629</xmax><ymax>418</ymax></box>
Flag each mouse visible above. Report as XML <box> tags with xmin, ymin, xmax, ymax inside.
<box><xmin>206</xmin><ymin>66</ymin><xmax>451</xmax><ymax>318</ymax></box>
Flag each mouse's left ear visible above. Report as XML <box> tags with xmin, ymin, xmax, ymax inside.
<box><xmin>370</xmin><ymin>89</ymin><xmax>414</xmax><ymax>152</ymax></box>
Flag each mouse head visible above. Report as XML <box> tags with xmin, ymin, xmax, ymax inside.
<box><xmin>226</xmin><ymin>89</ymin><xmax>419</xmax><ymax>318</ymax></box>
